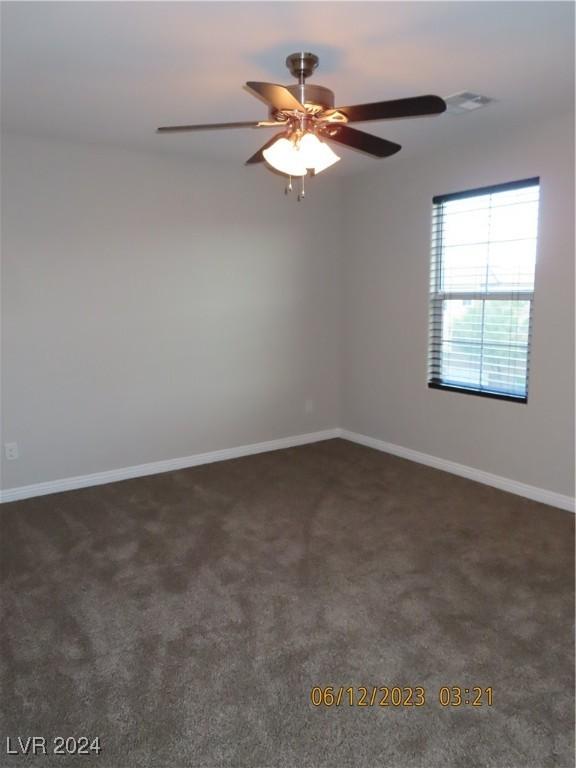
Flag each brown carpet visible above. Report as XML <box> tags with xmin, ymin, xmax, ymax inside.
<box><xmin>1</xmin><ymin>438</ymin><xmax>574</xmax><ymax>767</ymax></box>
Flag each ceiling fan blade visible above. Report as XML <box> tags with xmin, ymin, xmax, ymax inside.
<box><xmin>245</xmin><ymin>82</ymin><xmax>305</xmax><ymax>113</ymax></box>
<box><xmin>331</xmin><ymin>95</ymin><xmax>446</xmax><ymax>123</ymax></box>
<box><xmin>322</xmin><ymin>125</ymin><xmax>401</xmax><ymax>158</ymax></box>
<box><xmin>157</xmin><ymin>121</ymin><xmax>279</xmax><ymax>133</ymax></box>
<box><xmin>245</xmin><ymin>132</ymin><xmax>286</xmax><ymax>165</ymax></box>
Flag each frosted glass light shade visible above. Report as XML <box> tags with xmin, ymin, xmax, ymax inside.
<box><xmin>263</xmin><ymin>138</ymin><xmax>307</xmax><ymax>177</ymax></box>
<box><xmin>263</xmin><ymin>133</ymin><xmax>341</xmax><ymax>177</ymax></box>
<box><xmin>298</xmin><ymin>133</ymin><xmax>340</xmax><ymax>173</ymax></box>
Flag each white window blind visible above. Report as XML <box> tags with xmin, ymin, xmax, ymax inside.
<box><xmin>428</xmin><ymin>178</ymin><xmax>540</xmax><ymax>402</ymax></box>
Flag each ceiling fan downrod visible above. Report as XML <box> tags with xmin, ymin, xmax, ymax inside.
<box><xmin>283</xmin><ymin>53</ymin><xmax>335</xmax><ymax>114</ymax></box>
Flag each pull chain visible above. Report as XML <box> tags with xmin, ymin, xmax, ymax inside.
<box><xmin>285</xmin><ymin>176</ymin><xmax>293</xmax><ymax>195</ymax></box>
<box><xmin>297</xmin><ymin>174</ymin><xmax>305</xmax><ymax>202</ymax></box>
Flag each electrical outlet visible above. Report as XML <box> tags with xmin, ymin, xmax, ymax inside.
<box><xmin>4</xmin><ymin>442</ymin><xmax>19</xmax><ymax>460</ymax></box>
<box><xmin>305</xmin><ymin>399</ymin><xmax>315</xmax><ymax>414</ymax></box>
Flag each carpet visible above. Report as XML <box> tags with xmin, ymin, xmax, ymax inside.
<box><xmin>1</xmin><ymin>438</ymin><xmax>574</xmax><ymax>767</ymax></box>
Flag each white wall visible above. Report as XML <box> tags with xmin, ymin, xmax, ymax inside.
<box><xmin>1</xmin><ymin>135</ymin><xmax>342</xmax><ymax>488</ymax></box>
<box><xmin>2</xmin><ymin>115</ymin><xmax>574</xmax><ymax>501</ymax></box>
<box><xmin>342</xmin><ymin>114</ymin><xmax>575</xmax><ymax>498</ymax></box>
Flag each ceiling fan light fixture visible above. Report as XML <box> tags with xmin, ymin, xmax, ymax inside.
<box><xmin>263</xmin><ymin>137</ymin><xmax>307</xmax><ymax>177</ymax></box>
<box><xmin>263</xmin><ymin>133</ymin><xmax>340</xmax><ymax>177</ymax></box>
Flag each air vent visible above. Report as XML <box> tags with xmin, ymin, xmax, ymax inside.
<box><xmin>445</xmin><ymin>92</ymin><xmax>495</xmax><ymax>115</ymax></box>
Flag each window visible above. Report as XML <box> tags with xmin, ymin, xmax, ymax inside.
<box><xmin>428</xmin><ymin>178</ymin><xmax>540</xmax><ymax>402</ymax></box>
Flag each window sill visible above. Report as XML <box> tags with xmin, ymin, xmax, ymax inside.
<box><xmin>428</xmin><ymin>381</ymin><xmax>527</xmax><ymax>403</ymax></box>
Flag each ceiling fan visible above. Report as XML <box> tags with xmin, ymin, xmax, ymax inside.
<box><xmin>158</xmin><ymin>52</ymin><xmax>446</xmax><ymax>198</ymax></box>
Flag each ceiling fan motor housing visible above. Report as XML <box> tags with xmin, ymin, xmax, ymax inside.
<box><xmin>283</xmin><ymin>83</ymin><xmax>335</xmax><ymax>113</ymax></box>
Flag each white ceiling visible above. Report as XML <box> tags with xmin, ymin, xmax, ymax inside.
<box><xmin>2</xmin><ymin>1</ymin><xmax>574</xmax><ymax>175</ymax></box>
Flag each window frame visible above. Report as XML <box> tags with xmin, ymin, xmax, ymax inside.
<box><xmin>427</xmin><ymin>177</ymin><xmax>540</xmax><ymax>404</ymax></box>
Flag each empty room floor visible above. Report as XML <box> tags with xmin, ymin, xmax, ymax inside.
<box><xmin>1</xmin><ymin>439</ymin><xmax>573</xmax><ymax>768</ymax></box>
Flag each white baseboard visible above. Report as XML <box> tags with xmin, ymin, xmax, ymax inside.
<box><xmin>0</xmin><ymin>428</ymin><xmax>342</xmax><ymax>504</ymax></box>
<box><xmin>2</xmin><ymin>427</ymin><xmax>573</xmax><ymax>513</ymax></box>
<box><xmin>341</xmin><ymin>429</ymin><xmax>575</xmax><ymax>513</ymax></box>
